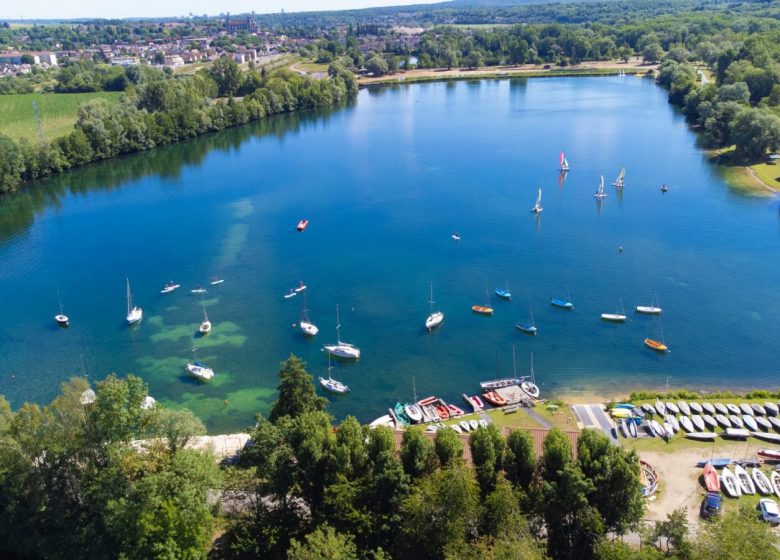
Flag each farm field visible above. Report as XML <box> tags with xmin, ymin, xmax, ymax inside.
<box><xmin>0</xmin><ymin>91</ymin><xmax>122</xmax><ymax>143</ymax></box>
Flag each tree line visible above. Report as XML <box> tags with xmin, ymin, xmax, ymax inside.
<box><xmin>1</xmin><ymin>355</ymin><xmax>778</xmax><ymax>559</ymax></box>
<box><xmin>0</xmin><ymin>59</ymin><xmax>357</xmax><ymax>192</ymax></box>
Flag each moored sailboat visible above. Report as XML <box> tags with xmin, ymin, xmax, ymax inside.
<box><xmin>551</xmin><ymin>286</ymin><xmax>573</xmax><ymax>309</ymax></box>
<box><xmin>601</xmin><ymin>297</ymin><xmax>627</xmax><ymax>322</ymax></box>
<box><xmin>199</xmin><ymin>297</ymin><xmax>212</xmax><ymax>335</ymax></box>
<box><xmin>299</xmin><ymin>292</ymin><xmax>319</xmax><ymax>337</ymax></box>
<box><xmin>425</xmin><ymin>281</ymin><xmax>444</xmax><ymax>331</ymax></box>
<box><xmin>55</xmin><ymin>290</ymin><xmax>69</xmax><ymax>326</ymax></box>
<box><xmin>472</xmin><ymin>290</ymin><xmax>494</xmax><ymax>315</ymax></box>
<box><xmin>319</xmin><ymin>354</ymin><xmax>349</xmax><ymax>394</ymax></box>
<box><xmin>516</xmin><ymin>301</ymin><xmax>538</xmax><ymax>335</ymax></box>
<box><xmin>520</xmin><ymin>349</ymin><xmax>540</xmax><ymax>399</ymax></box>
<box><xmin>495</xmin><ymin>278</ymin><xmax>511</xmax><ymax>300</ymax></box>
<box><xmin>185</xmin><ymin>347</ymin><xmax>214</xmax><ymax>382</ymax></box>
<box><xmin>323</xmin><ymin>304</ymin><xmax>360</xmax><ymax>360</ymax></box>
<box><xmin>126</xmin><ymin>276</ymin><xmax>143</xmax><ymax>325</ymax></box>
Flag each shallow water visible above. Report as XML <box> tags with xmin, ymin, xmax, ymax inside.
<box><xmin>1</xmin><ymin>76</ymin><xmax>779</xmax><ymax>432</ymax></box>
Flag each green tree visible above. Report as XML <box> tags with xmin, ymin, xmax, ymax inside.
<box><xmin>651</xmin><ymin>508</ymin><xmax>692</xmax><ymax>558</ymax></box>
<box><xmin>153</xmin><ymin>407</ymin><xmax>206</xmax><ymax>454</ymax></box>
<box><xmin>642</xmin><ymin>43</ymin><xmax>664</xmax><ymax>63</ymax></box>
<box><xmin>269</xmin><ymin>355</ymin><xmax>327</xmax><ymax>422</ymax></box>
<box><xmin>470</xmin><ymin>424</ymin><xmax>504</xmax><ymax>496</ymax></box>
<box><xmin>208</xmin><ymin>56</ymin><xmax>242</xmax><ymax>96</ymax></box>
<box><xmin>288</xmin><ymin>524</ymin><xmax>358</xmax><ymax>560</ymax></box>
<box><xmin>435</xmin><ymin>426</ymin><xmax>464</xmax><ymax>467</ymax></box>
<box><xmin>504</xmin><ymin>429</ymin><xmax>535</xmax><ymax>491</ymax></box>
<box><xmin>400</xmin><ymin>426</ymin><xmax>439</xmax><ymax>479</ymax></box>
<box><xmin>731</xmin><ymin>108</ymin><xmax>780</xmax><ymax>159</ymax></box>
<box><xmin>695</xmin><ymin>504</ymin><xmax>780</xmax><ymax>560</ymax></box>
<box><xmin>577</xmin><ymin>429</ymin><xmax>644</xmax><ymax>535</ymax></box>
<box><xmin>0</xmin><ymin>133</ymin><xmax>25</xmax><ymax>191</ymax></box>
<box><xmin>466</xmin><ymin>50</ymin><xmax>484</xmax><ymax>69</ymax></box>
<box><xmin>366</xmin><ymin>54</ymin><xmax>389</xmax><ymax>76</ymax></box>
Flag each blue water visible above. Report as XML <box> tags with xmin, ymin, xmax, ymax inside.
<box><xmin>1</xmin><ymin>76</ymin><xmax>779</xmax><ymax>432</ymax></box>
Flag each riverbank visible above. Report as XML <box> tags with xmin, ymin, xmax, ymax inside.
<box><xmin>709</xmin><ymin>147</ymin><xmax>780</xmax><ymax>196</ymax></box>
<box><xmin>358</xmin><ymin>59</ymin><xmax>656</xmax><ymax>87</ymax></box>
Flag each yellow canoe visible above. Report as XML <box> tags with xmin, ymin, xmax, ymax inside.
<box><xmin>611</xmin><ymin>408</ymin><xmax>633</xmax><ymax>418</ymax></box>
<box><xmin>644</xmin><ymin>338</ymin><xmax>668</xmax><ymax>352</ymax></box>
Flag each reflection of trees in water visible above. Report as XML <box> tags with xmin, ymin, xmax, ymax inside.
<box><xmin>0</xmin><ymin>103</ymin><xmax>351</xmax><ymax>243</ymax></box>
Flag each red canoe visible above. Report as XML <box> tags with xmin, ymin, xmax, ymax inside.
<box><xmin>296</xmin><ymin>219</ymin><xmax>309</xmax><ymax>232</ymax></box>
<box><xmin>703</xmin><ymin>462</ymin><xmax>720</xmax><ymax>492</ymax></box>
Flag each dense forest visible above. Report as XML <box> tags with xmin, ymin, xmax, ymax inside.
<box><xmin>0</xmin><ymin>60</ymin><xmax>357</xmax><ymax>191</ymax></box>
<box><xmin>1</xmin><ymin>356</ymin><xmax>778</xmax><ymax>559</ymax></box>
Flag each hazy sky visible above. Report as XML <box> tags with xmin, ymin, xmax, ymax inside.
<box><xmin>2</xmin><ymin>0</ymin><xmax>441</xmax><ymax>20</ymax></box>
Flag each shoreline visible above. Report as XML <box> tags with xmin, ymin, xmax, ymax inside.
<box><xmin>708</xmin><ymin>148</ymin><xmax>779</xmax><ymax>196</ymax></box>
<box><xmin>357</xmin><ymin>59</ymin><xmax>656</xmax><ymax>88</ymax></box>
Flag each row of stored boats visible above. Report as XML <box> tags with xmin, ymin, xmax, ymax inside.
<box><xmin>702</xmin><ymin>461</ymin><xmax>780</xmax><ymax>500</ymax></box>
<box><xmin>611</xmin><ymin>399</ymin><xmax>780</xmax><ymax>443</ymax></box>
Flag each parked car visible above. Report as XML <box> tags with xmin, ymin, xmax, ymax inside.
<box><xmin>759</xmin><ymin>498</ymin><xmax>780</xmax><ymax>525</ymax></box>
<box><xmin>700</xmin><ymin>492</ymin><xmax>722</xmax><ymax>519</ymax></box>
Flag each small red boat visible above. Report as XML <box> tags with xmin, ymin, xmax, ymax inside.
<box><xmin>703</xmin><ymin>463</ymin><xmax>720</xmax><ymax>492</ymax></box>
<box><xmin>758</xmin><ymin>449</ymin><xmax>780</xmax><ymax>461</ymax></box>
<box><xmin>463</xmin><ymin>394</ymin><xmax>484</xmax><ymax>412</ymax></box>
<box><xmin>296</xmin><ymin>219</ymin><xmax>309</xmax><ymax>232</ymax></box>
<box><xmin>435</xmin><ymin>405</ymin><xmax>450</xmax><ymax>419</ymax></box>
<box><xmin>482</xmin><ymin>390</ymin><xmax>507</xmax><ymax>407</ymax></box>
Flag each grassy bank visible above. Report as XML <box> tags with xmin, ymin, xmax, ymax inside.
<box><xmin>0</xmin><ymin>91</ymin><xmax>122</xmax><ymax>143</ymax></box>
<box><xmin>709</xmin><ymin>146</ymin><xmax>779</xmax><ymax>196</ymax></box>
<box><xmin>359</xmin><ymin>64</ymin><xmax>650</xmax><ymax>87</ymax></box>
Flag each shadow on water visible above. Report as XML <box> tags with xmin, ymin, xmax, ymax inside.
<box><xmin>0</xmin><ymin>104</ymin><xmax>351</xmax><ymax>243</ymax></box>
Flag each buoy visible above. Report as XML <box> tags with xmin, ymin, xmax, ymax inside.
<box><xmin>292</xmin><ymin>323</ymin><xmax>297</xmax><ymax>328</ymax></box>
<box><xmin>619</xmin><ymin>246</ymin><xmax>624</xmax><ymax>252</ymax></box>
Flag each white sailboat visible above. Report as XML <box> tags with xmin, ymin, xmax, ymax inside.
<box><xmin>531</xmin><ymin>188</ymin><xmax>543</xmax><ymax>213</ymax></box>
<box><xmin>594</xmin><ymin>175</ymin><xmax>607</xmax><ymax>199</ymax></box>
<box><xmin>199</xmin><ymin>297</ymin><xmax>212</xmax><ymax>335</ymax></box>
<box><xmin>425</xmin><ymin>281</ymin><xmax>444</xmax><ymax>331</ymax></box>
<box><xmin>55</xmin><ymin>290</ymin><xmax>69</xmax><ymax>326</ymax></box>
<box><xmin>601</xmin><ymin>297</ymin><xmax>627</xmax><ymax>322</ymax></box>
<box><xmin>185</xmin><ymin>347</ymin><xmax>214</xmax><ymax>381</ymax></box>
<box><xmin>323</xmin><ymin>304</ymin><xmax>360</xmax><ymax>360</ymax></box>
<box><xmin>559</xmin><ymin>151</ymin><xmax>570</xmax><ymax>172</ymax></box>
<box><xmin>319</xmin><ymin>354</ymin><xmax>349</xmax><ymax>393</ymax></box>
<box><xmin>521</xmin><ymin>350</ymin><xmax>540</xmax><ymax>399</ymax></box>
<box><xmin>636</xmin><ymin>292</ymin><xmax>663</xmax><ymax>314</ymax></box>
<box><xmin>126</xmin><ymin>276</ymin><xmax>143</xmax><ymax>325</ymax></box>
<box><xmin>299</xmin><ymin>291</ymin><xmax>319</xmax><ymax>337</ymax></box>
<box><xmin>612</xmin><ymin>165</ymin><xmax>625</xmax><ymax>188</ymax></box>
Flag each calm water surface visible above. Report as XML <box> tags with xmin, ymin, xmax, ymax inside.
<box><xmin>1</xmin><ymin>76</ymin><xmax>779</xmax><ymax>432</ymax></box>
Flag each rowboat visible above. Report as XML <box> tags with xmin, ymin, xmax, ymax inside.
<box><xmin>703</xmin><ymin>463</ymin><xmax>720</xmax><ymax>492</ymax></box>
<box><xmin>435</xmin><ymin>404</ymin><xmax>450</xmax><ymax>420</ymax></box>
<box><xmin>469</xmin><ymin>420</ymin><xmax>479</xmax><ymax>431</ymax></box>
<box><xmin>715</xmin><ymin>414</ymin><xmax>731</xmax><ymax>428</ymax></box>
<box><xmin>727</xmin><ymin>403</ymin><xmax>741</xmax><ymax>415</ymax></box>
<box><xmin>296</xmin><ymin>219</ymin><xmax>309</xmax><ymax>232</ymax></box>
<box><xmin>703</xmin><ymin>415</ymin><xmax>718</xmax><ymax>429</ymax></box>
<box><xmin>678</xmin><ymin>401</ymin><xmax>691</xmax><ymax>416</ymax></box>
<box><xmin>690</xmin><ymin>402</ymin><xmax>704</xmax><ymax>414</ymax></box>
<box><xmin>655</xmin><ymin>401</ymin><xmax>666</xmax><ymax>416</ymax></box>
<box><xmin>741</xmin><ymin>403</ymin><xmax>754</xmax><ymax>416</ymax></box>
<box><xmin>480</xmin><ymin>378</ymin><xmax>522</xmax><ymax>390</ymax></box>
<box><xmin>666</xmin><ymin>402</ymin><xmax>680</xmax><ymax>414</ymax></box>
<box><xmin>757</xmin><ymin>417</ymin><xmax>772</xmax><ymax>431</ymax></box>
<box><xmin>753</xmin><ymin>468</ymin><xmax>774</xmax><ymax>495</ymax></box>
<box><xmin>766</xmin><ymin>402</ymin><xmax>780</xmax><ymax>416</ymax></box>
<box><xmin>753</xmin><ymin>403</ymin><xmax>767</xmax><ymax>416</ymax></box>
<box><xmin>629</xmin><ymin>420</ymin><xmax>637</xmax><ymax>437</ymax></box>
<box><xmin>447</xmin><ymin>404</ymin><xmax>465</xmax><ymax>417</ymax></box>
<box><xmin>404</xmin><ymin>403</ymin><xmax>423</xmax><ymax>423</ymax></box>
<box><xmin>685</xmin><ymin>432</ymin><xmax>717</xmax><ymax>441</ymax></box>
<box><xmin>482</xmin><ymin>391</ymin><xmax>507</xmax><ymax>407</ymax></box>
<box><xmin>753</xmin><ymin>432</ymin><xmax>780</xmax><ymax>444</ymax></box>
<box><xmin>679</xmin><ymin>416</ymin><xmax>694</xmax><ymax>433</ymax></box>
<box><xmin>632</xmin><ymin>407</ymin><xmax>645</xmax><ymax>419</ymax></box>
<box><xmin>663</xmin><ymin>421</ymin><xmax>674</xmax><ymax>437</ymax></box>
<box><xmin>771</xmin><ymin>471</ymin><xmax>780</xmax><ymax>498</ymax></box>
<box><xmin>730</xmin><ymin>415</ymin><xmax>744</xmax><ymax>428</ymax></box>
<box><xmin>770</xmin><ymin>417</ymin><xmax>780</xmax><ymax>431</ymax></box>
<box><xmin>393</xmin><ymin>403</ymin><xmax>410</xmax><ymax>425</ymax></box>
<box><xmin>723</xmin><ymin>428</ymin><xmax>750</xmax><ymax>439</ymax></box>
<box><xmin>665</xmin><ymin>414</ymin><xmax>680</xmax><ymax>432</ymax></box>
<box><xmin>734</xmin><ymin>464</ymin><xmax>756</xmax><ymax>495</ymax></box>
<box><xmin>644</xmin><ymin>338</ymin><xmax>667</xmax><ymax>352</ymax></box>
<box><xmin>713</xmin><ymin>403</ymin><xmax>728</xmax><ymax>415</ymax></box>
<box><xmin>641</xmin><ymin>403</ymin><xmax>656</xmax><ymax>414</ymax></box>
<box><xmin>459</xmin><ymin>420</ymin><xmax>471</xmax><ymax>432</ymax></box>
<box><xmin>758</xmin><ymin>449</ymin><xmax>780</xmax><ymax>461</ymax></box>
<box><xmin>649</xmin><ymin>420</ymin><xmax>666</xmax><ymax>438</ymax></box>
<box><xmin>691</xmin><ymin>415</ymin><xmax>705</xmax><ymax>431</ymax></box>
<box><xmin>721</xmin><ymin>467</ymin><xmax>741</xmax><ymax>498</ymax></box>
<box><xmin>619</xmin><ymin>419</ymin><xmax>629</xmax><ymax>438</ymax></box>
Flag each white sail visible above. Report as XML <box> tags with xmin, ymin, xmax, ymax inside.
<box><xmin>532</xmin><ymin>188</ymin><xmax>543</xmax><ymax>213</ymax></box>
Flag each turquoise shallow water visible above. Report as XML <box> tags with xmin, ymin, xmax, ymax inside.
<box><xmin>1</xmin><ymin>76</ymin><xmax>779</xmax><ymax>432</ymax></box>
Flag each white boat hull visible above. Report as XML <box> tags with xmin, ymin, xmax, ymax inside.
<box><xmin>635</xmin><ymin>306</ymin><xmax>662</xmax><ymax>315</ymax></box>
<box><xmin>300</xmin><ymin>321</ymin><xmax>319</xmax><ymax>336</ymax></box>
<box><xmin>199</xmin><ymin>321</ymin><xmax>212</xmax><ymax>334</ymax></box>
<box><xmin>323</xmin><ymin>344</ymin><xmax>360</xmax><ymax>360</ymax></box>
<box><xmin>426</xmin><ymin>312</ymin><xmax>444</xmax><ymax>331</ymax></box>
<box><xmin>185</xmin><ymin>363</ymin><xmax>214</xmax><ymax>381</ymax></box>
<box><xmin>601</xmin><ymin>313</ymin><xmax>626</xmax><ymax>322</ymax></box>
<box><xmin>127</xmin><ymin>307</ymin><xmax>143</xmax><ymax>325</ymax></box>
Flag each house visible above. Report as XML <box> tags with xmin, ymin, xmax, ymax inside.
<box><xmin>163</xmin><ymin>55</ymin><xmax>184</xmax><ymax>68</ymax></box>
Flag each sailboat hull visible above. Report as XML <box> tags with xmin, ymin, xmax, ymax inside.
<box><xmin>323</xmin><ymin>344</ymin><xmax>360</xmax><ymax>360</ymax></box>
<box><xmin>426</xmin><ymin>312</ymin><xmax>444</xmax><ymax>330</ymax></box>
<box><xmin>601</xmin><ymin>313</ymin><xmax>626</xmax><ymax>322</ymax></box>
<box><xmin>515</xmin><ymin>322</ymin><xmax>537</xmax><ymax>334</ymax></box>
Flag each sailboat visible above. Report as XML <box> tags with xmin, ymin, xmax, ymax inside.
<box><xmin>515</xmin><ymin>301</ymin><xmax>537</xmax><ymax>334</ymax></box>
<box><xmin>199</xmin><ymin>297</ymin><xmax>212</xmax><ymax>335</ymax></box>
<box><xmin>495</xmin><ymin>278</ymin><xmax>511</xmax><ymax>300</ymax></box>
<box><xmin>559</xmin><ymin>151</ymin><xmax>570</xmax><ymax>172</ymax></box>
<box><xmin>612</xmin><ymin>165</ymin><xmax>625</xmax><ymax>188</ymax></box>
<box><xmin>299</xmin><ymin>292</ymin><xmax>319</xmax><ymax>337</ymax></box>
<box><xmin>594</xmin><ymin>175</ymin><xmax>607</xmax><ymax>199</ymax></box>
<box><xmin>551</xmin><ymin>286</ymin><xmax>574</xmax><ymax>309</ymax></box>
<box><xmin>601</xmin><ymin>297</ymin><xmax>627</xmax><ymax>322</ymax></box>
<box><xmin>472</xmin><ymin>290</ymin><xmax>494</xmax><ymax>315</ymax></box>
<box><xmin>636</xmin><ymin>292</ymin><xmax>663</xmax><ymax>314</ymax></box>
<box><xmin>126</xmin><ymin>276</ymin><xmax>143</xmax><ymax>325</ymax></box>
<box><xmin>521</xmin><ymin>350</ymin><xmax>540</xmax><ymax>399</ymax></box>
<box><xmin>645</xmin><ymin>323</ymin><xmax>669</xmax><ymax>352</ymax></box>
<box><xmin>319</xmin><ymin>354</ymin><xmax>349</xmax><ymax>393</ymax></box>
<box><xmin>531</xmin><ymin>188</ymin><xmax>543</xmax><ymax>213</ymax></box>
<box><xmin>185</xmin><ymin>347</ymin><xmax>214</xmax><ymax>381</ymax></box>
<box><xmin>55</xmin><ymin>290</ymin><xmax>69</xmax><ymax>327</ymax></box>
<box><xmin>425</xmin><ymin>282</ymin><xmax>444</xmax><ymax>331</ymax></box>
<box><xmin>161</xmin><ymin>281</ymin><xmax>180</xmax><ymax>294</ymax></box>
<box><xmin>323</xmin><ymin>304</ymin><xmax>360</xmax><ymax>359</ymax></box>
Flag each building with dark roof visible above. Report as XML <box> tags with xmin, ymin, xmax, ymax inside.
<box><xmin>225</xmin><ymin>13</ymin><xmax>257</xmax><ymax>34</ymax></box>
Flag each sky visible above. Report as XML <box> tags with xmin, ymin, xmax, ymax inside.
<box><xmin>2</xmin><ymin>0</ymin><xmax>441</xmax><ymax>20</ymax></box>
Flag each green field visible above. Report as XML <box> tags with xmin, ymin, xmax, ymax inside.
<box><xmin>0</xmin><ymin>91</ymin><xmax>122</xmax><ymax>143</ymax></box>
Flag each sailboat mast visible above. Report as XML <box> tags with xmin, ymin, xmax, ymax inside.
<box><xmin>512</xmin><ymin>344</ymin><xmax>517</xmax><ymax>377</ymax></box>
<box><xmin>126</xmin><ymin>276</ymin><xmax>131</xmax><ymax>314</ymax></box>
<box><xmin>335</xmin><ymin>304</ymin><xmax>342</xmax><ymax>343</ymax></box>
<box><xmin>57</xmin><ymin>290</ymin><xmax>64</xmax><ymax>314</ymax></box>
<box><xmin>530</xmin><ymin>352</ymin><xmax>536</xmax><ymax>384</ymax></box>
<box><xmin>429</xmin><ymin>281</ymin><xmax>434</xmax><ymax>314</ymax></box>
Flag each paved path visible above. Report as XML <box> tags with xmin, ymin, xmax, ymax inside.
<box><xmin>526</xmin><ymin>408</ymin><xmax>552</xmax><ymax>429</ymax></box>
<box><xmin>573</xmin><ymin>404</ymin><xmax>617</xmax><ymax>443</ymax></box>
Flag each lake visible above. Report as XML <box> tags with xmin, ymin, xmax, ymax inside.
<box><xmin>1</xmin><ymin>76</ymin><xmax>779</xmax><ymax>433</ymax></box>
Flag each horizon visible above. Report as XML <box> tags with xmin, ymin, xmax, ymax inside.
<box><xmin>0</xmin><ymin>0</ymin><xmax>442</xmax><ymax>21</ymax></box>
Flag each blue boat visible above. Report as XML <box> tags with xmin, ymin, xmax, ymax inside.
<box><xmin>515</xmin><ymin>322</ymin><xmax>537</xmax><ymax>335</ymax></box>
<box><xmin>614</xmin><ymin>404</ymin><xmax>635</xmax><ymax>410</ymax></box>
<box><xmin>495</xmin><ymin>288</ymin><xmax>511</xmax><ymax>300</ymax></box>
<box><xmin>696</xmin><ymin>458</ymin><xmax>731</xmax><ymax>468</ymax></box>
<box><xmin>551</xmin><ymin>298</ymin><xmax>573</xmax><ymax>309</ymax></box>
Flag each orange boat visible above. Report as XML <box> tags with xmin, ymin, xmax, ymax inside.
<box><xmin>435</xmin><ymin>405</ymin><xmax>450</xmax><ymax>419</ymax></box>
<box><xmin>644</xmin><ymin>338</ymin><xmax>668</xmax><ymax>352</ymax></box>
<box><xmin>472</xmin><ymin>305</ymin><xmax>494</xmax><ymax>315</ymax></box>
<box><xmin>703</xmin><ymin>463</ymin><xmax>720</xmax><ymax>492</ymax></box>
<box><xmin>482</xmin><ymin>390</ymin><xmax>506</xmax><ymax>407</ymax></box>
<box><xmin>296</xmin><ymin>219</ymin><xmax>309</xmax><ymax>232</ymax></box>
